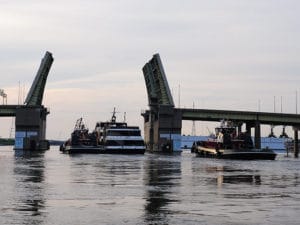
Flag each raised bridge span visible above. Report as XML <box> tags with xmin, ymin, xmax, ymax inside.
<box><xmin>141</xmin><ymin>54</ymin><xmax>300</xmax><ymax>157</ymax></box>
<box><xmin>0</xmin><ymin>52</ymin><xmax>53</xmax><ymax>150</ymax></box>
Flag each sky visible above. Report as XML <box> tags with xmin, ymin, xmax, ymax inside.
<box><xmin>0</xmin><ymin>0</ymin><xmax>300</xmax><ymax>139</ymax></box>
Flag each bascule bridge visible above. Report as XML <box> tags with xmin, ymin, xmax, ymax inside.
<box><xmin>141</xmin><ymin>54</ymin><xmax>300</xmax><ymax>157</ymax></box>
<box><xmin>141</xmin><ymin>54</ymin><xmax>182</xmax><ymax>152</ymax></box>
<box><xmin>0</xmin><ymin>52</ymin><xmax>54</xmax><ymax>150</ymax></box>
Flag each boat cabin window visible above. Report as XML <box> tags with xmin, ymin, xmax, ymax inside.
<box><xmin>215</xmin><ymin>127</ymin><xmax>235</xmax><ymax>135</ymax></box>
<box><xmin>106</xmin><ymin>140</ymin><xmax>145</xmax><ymax>146</ymax></box>
<box><xmin>107</xmin><ymin>130</ymin><xmax>141</xmax><ymax>136</ymax></box>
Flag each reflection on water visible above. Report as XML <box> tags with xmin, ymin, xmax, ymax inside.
<box><xmin>0</xmin><ymin>148</ymin><xmax>300</xmax><ymax>225</ymax></box>
<box><xmin>205</xmin><ymin>166</ymin><xmax>262</xmax><ymax>186</ymax></box>
<box><xmin>12</xmin><ymin>150</ymin><xmax>46</xmax><ymax>224</ymax></box>
<box><xmin>217</xmin><ymin>174</ymin><xmax>261</xmax><ymax>185</ymax></box>
<box><xmin>143</xmin><ymin>155</ymin><xmax>181</xmax><ymax>224</ymax></box>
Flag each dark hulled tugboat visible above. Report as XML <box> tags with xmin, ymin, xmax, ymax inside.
<box><xmin>192</xmin><ymin>120</ymin><xmax>277</xmax><ymax>160</ymax></box>
<box><xmin>60</xmin><ymin>118</ymin><xmax>101</xmax><ymax>153</ymax></box>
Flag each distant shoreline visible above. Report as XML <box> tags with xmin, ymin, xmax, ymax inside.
<box><xmin>0</xmin><ymin>138</ymin><xmax>64</xmax><ymax>146</ymax></box>
<box><xmin>0</xmin><ymin>138</ymin><xmax>14</xmax><ymax>146</ymax></box>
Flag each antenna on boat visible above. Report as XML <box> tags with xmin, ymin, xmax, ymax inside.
<box><xmin>123</xmin><ymin>112</ymin><xmax>126</xmax><ymax>122</ymax></box>
<box><xmin>111</xmin><ymin>107</ymin><xmax>117</xmax><ymax>123</ymax></box>
<box><xmin>74</xmin><ymin>117</ymin><xmax>84</xmax><ymax>130</ymax></box>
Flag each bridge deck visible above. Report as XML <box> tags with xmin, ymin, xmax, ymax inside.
<box><xmin>181</xmin><ymin>108</ymin><xmax>300</xmax><ymax>126</ymax></box>
<box><xmin>0</xmin><ymin>105</ymin><xmax>19</xmax><ymax>117</ymax></box>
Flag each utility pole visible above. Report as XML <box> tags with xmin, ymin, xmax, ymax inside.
<box><xmin>191</xmin><ymin>102</ymin><xmax>196</xmax><ymax>136</ymax></box>
<box><xmin>178</xmin><ymin>84</ymin><xmax>181</xmax><ymax>108</ymax></box>
<box><xmin>281</xmin><ymin>96</ymin><xmax>283</xmax><ymax>113</ymax></box>
<box><xmin>296</xmin><ymin>90</ymin><xmax>298</xmax><ymax>114</ymax></box>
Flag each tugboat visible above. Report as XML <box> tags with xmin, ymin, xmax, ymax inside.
<box><xmin>60</xmin><ymin>117</ymin><xmax>101</xmax><ymax>153</ymax></box>
<box><xmin>192</xmin><ymin>120</ymin><xmax>277</xmax><ymax>160</ymax></box>
<box><xmin>60</xmin><ymin>108</ymin><xmax>145</xmax><ymax>154</ymax></box>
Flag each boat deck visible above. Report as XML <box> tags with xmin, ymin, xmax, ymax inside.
<box><xmin>61</xmin><ymin>145</ymin><xmax>145</xmax><ymax>154</ymax></box>
<box><xmin>196</xmin><ymin>146</ymin><xmax>277</xmax><ymax>160</ymax></box>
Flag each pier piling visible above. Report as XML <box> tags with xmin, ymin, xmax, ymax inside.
<box><xmin>294</xmin><ymin>128</ymin><xmax>299</xmax><ymax>158</ymax></box>
<box><xmin>254</xmin><ymin>121</ymin><xmax>261</xmax><ymax>149</ymax></box>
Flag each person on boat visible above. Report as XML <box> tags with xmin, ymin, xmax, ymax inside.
<box><xmin>217</xmin><ymin>132</ymin><xmax>223</xmax><ymax>143</ymax></box>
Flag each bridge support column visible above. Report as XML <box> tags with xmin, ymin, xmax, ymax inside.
<box><xmin>254</xmin><ymin>121</ymin><xmax>261</xmax><ymax>149</ymax></box>
<box><xmin>294</xmin><ymin>128</ymin><xmax>299</xmax><ymax>158</ymax></box>
<box><xmin>246</xmin><ymin>123</ymin><xmax>252</xmax><ymax>136</ymax></box>
<box><xmin>14</xmin><ymin>106</ymin><xmax>49</xmax><ymax>150</ymax></box>
<box><xmin>142</xmin><ymin>106</ymin><xmax>182</xmax><ymax>152</ymax></box>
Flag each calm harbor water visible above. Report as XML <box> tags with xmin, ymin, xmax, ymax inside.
<box><xmin>0</xmin><ymin>146</ymin><xmax>299</xmax><ymax>225</ymax></box>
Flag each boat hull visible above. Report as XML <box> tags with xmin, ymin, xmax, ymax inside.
<box><xmin>195</xmin><ymin>146</ymin><xmax>277</xmax><ymax>160</ymax></box>
<box><xmin>60</xmin><ymin>145</ymin><xmax>145</xmax><ymax>154</ymax></box>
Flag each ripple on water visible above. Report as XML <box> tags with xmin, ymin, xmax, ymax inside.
<box><xmin>0</xmin><ymin>148</ymin><xmax>299</xmax><ymax>225</ymax></box>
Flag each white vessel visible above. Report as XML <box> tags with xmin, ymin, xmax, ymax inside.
<box><xmin>94</xmin><ymin>108</ymin><xmax>145</xmax><ymax>154</ymax></box>
<box><xmin>61</xmin><ymin>108</ymin><xmax>145</xmax><ymax>154</ymax></box>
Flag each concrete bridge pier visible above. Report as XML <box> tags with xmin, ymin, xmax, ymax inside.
<box><xmin>254</xmin><ymin>121</ymin><xmax>261</xmax><ymax>149</ymax></box>
<box><xmin>14</xmin><ymin>106</ymin><xmax>50</xmax><ymax>150</ymax></box>
<box><xmin>246</xmin><ymin>122</ymin><xmax>252</xmax><ymax>137</ymax></box>
<box><xmin>245</xmin><ymin>121</ymin><xmax>261</xmax><ymax>149</ymax></box>
<box><xmin>294</xmin><ymin>127</ymin><xmax>299</xmax><ymax>158</ymax></box>
<box><xmin>142</xmin><ymin>109</ymin><xmax>155</xmax><ymax>151</ymax></box>
<box><xmin>142</xmin><ymin>105</ymin><xmax>182</xmax><ymax>152</ymax></box>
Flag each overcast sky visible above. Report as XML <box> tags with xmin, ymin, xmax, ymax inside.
<box><xmin>1</xmin><ymin>0</ymin><xmax>300</xmax><ymax>139</ymax></box>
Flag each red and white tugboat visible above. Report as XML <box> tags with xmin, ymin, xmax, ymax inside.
<box><xmin>192</xmin><ymin>120</ymin><xmax>277</xmax><ymax>160</ymax></box>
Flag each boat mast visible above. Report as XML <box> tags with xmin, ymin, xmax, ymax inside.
<box><xmin>111</xmin><ymin>107</ymin><xmax>117</xmax><ymax>123</ymax></box>
<box><xmin>123</xmin><ymin>112</ymin><xmax>126</xmax><ymax>123</ymax></box>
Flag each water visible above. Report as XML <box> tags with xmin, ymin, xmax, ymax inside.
<box><xmin>0</xmin><ymin>146</ymin><xmax>299</xmax><ymax>225</ymax></box>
